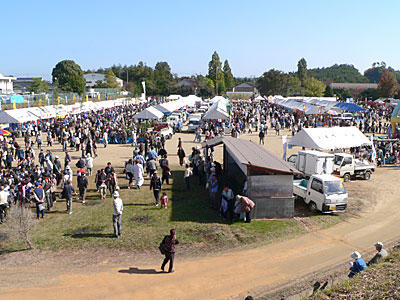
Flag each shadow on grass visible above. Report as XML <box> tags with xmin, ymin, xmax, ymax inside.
<box><xmin>0</xmin><ymin>248</ymin><xmax>31</xmax><ymax>255</ymax></box>
<box><xmin>64</xmin><ymin>233</ymin><xmax>115</xmax><ymax>238</ymax></box>
<box><xmin>124</xmin><ymin>203</ymin><xmax>153</xmax><ymax>207</ymax></box>
<box><xmin>170</xmin><ymin>170</ymin><xmax>223</xmax><ymax>224</ymax></box>
<box><xmin>118</xmin><ymin>267</ymin><xmax>164</xmax><ymax>274</ymax></box>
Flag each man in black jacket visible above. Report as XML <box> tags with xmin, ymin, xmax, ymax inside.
<box><xmin>150</xmin><ymin>171</ymin><xmax>162</xmax><ymax>206</ymax></box>
<box><xmin>77</xmin><ymin>172</ymin><xmax>89</xmax><ymax>204</ymax></box>
<box><xmin>161</xmin><ymin>229</ymin><xmax>179</xmax><ymax>273</ymax></box>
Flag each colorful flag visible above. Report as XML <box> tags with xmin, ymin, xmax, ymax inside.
<box><xmin>39</xmin><ymin>99</ymin><xmax>42</xmax><ymax>106</ymax></box>
<box><xmin>58</xmin><ymin>97</ymin><xmax>60</xmax><ymax>105</ymax></box>
<box><xmin>12</xmin><ymin>101</ymin><xmax>16</xmax><ymax>110</ymax></box>
<box><xmin>86</xmin><ymin>95</ymin><xmax>88</xmax><ymax>102</ymax></box>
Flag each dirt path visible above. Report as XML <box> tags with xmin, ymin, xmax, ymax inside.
<box><xmin>1</xmin><ymin>130</ymin><xmax>400</xmax><ymax>300</ymax></box>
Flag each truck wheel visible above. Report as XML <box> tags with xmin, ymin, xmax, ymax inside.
<box><xmin>309</xmin><ymin>201</ymin><xmax>318</xmax><ymax>213</ymax></box>
<box><xmin>364</xmin><ymin>171</ymin><xmax>371</xmax><ymax>180</ymax></box>
<box><xmin>343</xmin><ymin>173</ymin><xmax>351</xmax><ymax>182</ymax></box>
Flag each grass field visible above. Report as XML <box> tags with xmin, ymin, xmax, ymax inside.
<box><xmin>310</xmin><ymin>245</ymin><xmax>400</xmax><ymax>299</ymax></box>
<box><xmin>0</xmin><ymin>165</ymin><xmax>346</xmax><ymax>254</ymax></box>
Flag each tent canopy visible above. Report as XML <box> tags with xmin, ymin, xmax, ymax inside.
<box><xmin>333</xmin><ymin>102</ymin><xmax>364</xmax><ymax>112</ymax></box>
<box><xmin>133</xmin><ymin>106</ymin><xmax>164</xmax><ymax>120</ymax></box>
<box><xmin>289</xmin><ymin>126</ymin><xmax>372</xmax><ymax>150</ymax></box>
<box><xmin>0</xmin><ymin>109</ymin><xmax>39</xmax><ymax>124</ymax></box>
<box><xmin>202</xmin><ymin>97</ymin><xmax>229</xmax><ymax>120</ymax></box>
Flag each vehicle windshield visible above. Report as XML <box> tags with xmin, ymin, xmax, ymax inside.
<box><xmin>334</xmin><ymin>155</ymin><xmax>343</xmax><ymax>166</ymax></box>
<box><xmin>189</xmin><ymin>121</ymin><xmax>199</xmax><ymax>125</ymax></box>
<box><xmin>324</xmin><ymin>181</ymin><xmax>346</xmax><ymax>194</ymax></box>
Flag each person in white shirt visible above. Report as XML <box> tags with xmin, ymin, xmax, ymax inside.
<box><xmin>0</xmin><ymin>186</ymin><xmax>9</xmax><ymax>223</ymax></box>
<box><xmin>85</xmin><ymin>154</ymin><xmax>94</xmax><ymax>176</ymax></box>
<box><xmin>184</xmin><ymin>164</ymin><xmax>193</xmax><ymax>190</ymax></box>
<box><xmin>112</xmin><ymin>192</ymin><xmax>123</xmax><ymax>238</ymax></box>
<box><xmin>133</xmin><ymin>158</ymin><xmax>144</xmax><ymax>189</ymax></box>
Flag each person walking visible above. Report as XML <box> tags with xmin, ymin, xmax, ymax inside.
<box><xmin>150</xmin><ymin>171</ymin><xmax>162</xmax><ymax>206</ymax></box>
<box><xmin>258</xmin><ymin>130</ymin><xmax>265</xmax><ymax>145</ymax></box>
<box><xmin>0</xmin><ymin>186</ymin><xmax>9</xmax><ymax>223</ymax></box>
<box><xmin>177</xmin><ymin>146</ymin><xmax>186</xmax><ymax>167</ymax></box>
<box><xmin>184</xmin><ymin>164</ymin><xmax>192</xmax><ymax>190</ymax></box>
<box><xmin>112</xmin><ymin>191</ymin><xmax>123</xmax><ymax>238</ymax></box>
<box><xmin>160</xmin><ymin>229</ymin><xmax>179</xmax><ymax>273</ymax></box>
<box><xmin>209</xmin><ymin>174</ymin><xmax>219</xmax><ymax>209</ymax></box>
<box><xmin>85</xmin><ymin>154</ymin><xmax>94</xmax><ymax>176</ymax></box>
<box><xmin>61</xmin><ymin>180</ymin><xmax>76</xmax><ymax>214</ymax></box>
<box><xmin>77</xmin><ymin>172</ymin><xmax>89</xmax><ymax>204</ymax></box>
<box><xmin>33</xmin><ymin>182</ymin><xmax>45</xmax><ymax>219</ymax></box>
<box><xmin>133</xmin><ymin>158</ymin><xmax>144</xmax><ymax>189</ymax></box>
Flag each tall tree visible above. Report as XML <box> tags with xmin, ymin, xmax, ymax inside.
<box><xmin>304</xmin><ymin>77</ymin><xmax>326</xmax><ymax>96</ymax></box>
<box><xmin>154</xmin><ymin>62</ymin><xmax>173</xmax><ymax>95</ymax></box>
<box><xmin>52</xmin><ymin>60</ymin><xmax>85</xmax><ymax>95</ymax></box>
<box><xmin>223</xmin><ymin>60</ymin><xmax>235</xmax><ymax>91</ymax></box>
<box><xmin>207</xmin><ymin>51</ymin><xmax>225</xmax><ymax>95</ymax></box>
<box><xmin>378</xmin><ymin>69</ymin><xmax>399</xmax><ymax>98</ymax></box>
<box><xmin>28</xmin><ymin>78</ymin><xmax>49</xmax><ymax>94</ymax></box>
<box><xmin>297</xmin><ymin>58</ymin><xmax>308</xmax><ymax>87</ymax></box>
<box><xmin>256</xmin><ymin>69</ymin><xmax>289</xmax><ymax>96</ymax></box>
<box><xmin>105</xmin><ymin>69</ymin><xmax>120</xmax><ymax>88</ymax></box>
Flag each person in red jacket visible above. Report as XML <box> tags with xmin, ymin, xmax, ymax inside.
<box><xmin>161</xmin><ymin>229</ymin><xmax>179</xmax><ymax>273</ymax></box>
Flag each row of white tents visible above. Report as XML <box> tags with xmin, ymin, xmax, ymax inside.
<box><xmin>0</xmin><ymin>98</ymin><xmax>135</xmax><ymax>124</ymax></box>
<box><xmin>203</xmin><ymin>97</ymin><xmax>230</xmax><ymax>120</ymax></box>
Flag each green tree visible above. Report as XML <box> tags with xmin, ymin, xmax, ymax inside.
<box><xmin>332</xmin><ymin>88</ymin><xmax>353</xmax><ymax>100</ymax></box>
<box><xmin>154</xmin><ymin>62</ymin><xmax>173</xmax><ymax>96</ymax></box>
<box><xmin>223</xmin><ymin>60</ymin><xmax>235</xmax><ymax>91</ymax></box>
<box><xmin>256</xmin><ymin>69</ymin><xmax>289</xmax><ymax>96</ymax></box>
<box><xmin>304</xmin><ymin>77</ymin><xmax>326</xmax><ymax>96</ymax></box>
<box><xmin>297</xmin><ymin>58</ymin><xmax>307</xmax><ymax>87</ymax></box>
<box><xmin>378</xmin><ymin>69</ymin><xmax>399</xmax><ymax>98</ymax></box>
<box><xmin>324</xmin><ymin>85</ymin><xmax>334</xmax><ymax>97</ymax></box>
<box><xmin>207</xmin><ymin>51</ymin><xmax>225</xmax><ymax>95</ymax></box>
<box><xmin>105</xmin><ymin>69</ymin><xmax>120</xmax><ymax>88</ymax></box>
<box><xmin>28</xmin><ymin>78</ymin><xmax>49</xmax><ymax>94</ymax></box>
<box><xmin>308</xmin><ymin>64</ymin><xmax>368</xmax><ymax>83</ymax></box>
<box><xmin>287</xmin><ymin>76</ymin><xmax>302</xmax><ymax>96</ymax></box>
<box><xmin>52</xmin><ymin>60</ymin><xmax>86</xmax><ymax>95</ymax></box>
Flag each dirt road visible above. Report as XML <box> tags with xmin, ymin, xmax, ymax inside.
<box><xmin>1</xmin><ymin>130</ymin><xmax>400</xmax><ymax>300</ymax></box>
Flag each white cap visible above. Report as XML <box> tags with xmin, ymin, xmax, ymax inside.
<box><xmin>113</xmin><ymin>191</ymin><xmax>119</xmax><ymax>198</ymax></box>
<box><xmin>350</xmin><ymin>251</ymin><xmax>361</xmax><ymax>259</ymax></box>
<box><xmin>374</xmin><ymin>241</ymin><xmax>383</xmax><ymax>248</ymax></box>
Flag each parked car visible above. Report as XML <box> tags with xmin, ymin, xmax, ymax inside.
<box><xmin>153</xmin><ymin>123</ymin><xmax>173</xmax><ymax>139</ymax></box>
<box><xmin>333</xmin><ymin>153</ymin><xmax>375</xmax><ymax>182</ymax></box>
<box><xmin>187</xmin><ymin>116</ymin><xmax>201</xmax><ymax>132</ymax></box>
<box><xmin>293</xmin><ymin>174</ymin><xmax>348</xmax><ymax>213</ymax></box>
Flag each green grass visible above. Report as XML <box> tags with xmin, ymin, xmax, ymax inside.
<box><xmin>0</xmin><ymin>167</ymin><xmax>339</xmax><ymax>253</ymax></box>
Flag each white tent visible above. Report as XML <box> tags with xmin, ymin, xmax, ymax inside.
<box><xmin>289</xmin><ymin>127</ymin><xmax>372</xmax><ymax>150</ymax></box>
<box><xmin>254</xmin><ymin>95</ymin><xmax>265</xmax><ymax>101</ymax></box>
<box><xmin>0</xmin><ymin>108</ymin><xmax>39</xmax><ymax>124</ymax></box>
<box><xmin>133</xmin><ymin>106</ymin><xmax>164</xmax><ymax>120</ymax></box>
<box><xmin>210</xmin><ymin>96</ymin><xmax>226</xmax><ymax>103</ymax></box>
<box><xmin>202</xmin><ymin>98</ymin><xmax>229</xmax><ymax>120</ymax></box>
<box><xmin>155</xmin><ymin>100</ymin><xmax>184</xmax><ymax>114</ymax></box>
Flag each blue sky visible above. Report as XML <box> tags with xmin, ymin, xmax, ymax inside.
<box><xmin>1</xmin><ymin>0</ymin><xmax>399</xmax><ymax>79</ymax></box>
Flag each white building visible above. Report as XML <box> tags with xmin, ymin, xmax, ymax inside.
<box><xmin>0</xmin><ymin>73</ymin><xmax>16</xmax><ymax>94</ymax></box>
<box><xmin>84</xmin><ymin>73</ymin><xmax>123</xmax><ymax>88</ymax></box>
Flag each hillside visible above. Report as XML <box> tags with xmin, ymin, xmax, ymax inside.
<box><xmin>308</xmin><ymin>64</ymin><xmax>369</xmax><ymax>83</ymax></box>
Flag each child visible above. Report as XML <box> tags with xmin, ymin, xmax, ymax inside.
<box><xmin>160</xmin><ymin>192</ymin><xmax>168</xmax><ymax>209</ymax></box>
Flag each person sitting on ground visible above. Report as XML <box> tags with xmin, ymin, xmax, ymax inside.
<box><xmin>348</xmin><ymin>251</ymin><xmax>367</xmax><ymax>278</ymax></box>
<box><xmin>367</xmin><ymin>241</ymin><xmax>388</xmax><ymax>266</ymax></box>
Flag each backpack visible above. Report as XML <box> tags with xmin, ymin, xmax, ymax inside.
<box><xmin>159</xmin><ymin>236</ymin><xmax>168</xmax><ymax>255</ymax></box>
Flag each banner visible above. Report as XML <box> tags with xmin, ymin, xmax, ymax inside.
<box><xmin>12</xmin><ymin>101</ymin><xmax>16</xmax><ymax>110</ymax></box>
<box><xmin>39</xmin><ymin>99</ymin><xmax>42</xmax><ymax>106</ymax></box>
<box><xmin>58</xmin><ymin>97</ymin><xmax>60</xmax><ymax>105</ymax></box>
<box><xmin>73</xmin><ymin>94</ymin><xmax>76</xmax><ymax>102</ymax></box>
<box><xmin>47</xmin><ymin>96</ymin><xmax>50</xmax><ymax>106</ymax></box>
<box><xmin>0</xmin><ymin>100</ymin><xmax>2</xmax><ymax>112</ymax></box>
<box><xmin>28</xmin><ymin>99</ymin><xmax>30</xmax><ymax>108</ymax></box>
<box><xmin>86</xmin><ymin>95</ymin><xmax>88</xmax><ymax>102</ymax></box>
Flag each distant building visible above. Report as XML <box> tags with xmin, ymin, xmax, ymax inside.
<box><xmin>13</xmin><ymin>77</ymin><xmax>51</xmax><ymax>92</ymax></box>
<box><xmin>173</xmin><ymin>79</ymin><xmax>198</xmax><ymax>93</ymax></box>
<box><xmin>0</xmin><ymin>73</ymin><xmax>16</xmax><ymax>94</ymax></box>
<box><xmin>329</xmin><ymin>83</ymin><xmax>378</xmax><ymax>91</ymax></box>
<box><xmin>226</xmin><ymin>82</ymin><xmax>258</xmax><ymax>99</ymax></box>
<box><xmin>84</xmin><ymin>73</ymin><xmax>123</xmax><ymax>88</ymax></box>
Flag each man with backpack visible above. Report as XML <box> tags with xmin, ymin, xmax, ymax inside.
<box><xmin>160</xmin><ymin>229</ymin><xmax>179</xmax><ymax>273</ymax></box>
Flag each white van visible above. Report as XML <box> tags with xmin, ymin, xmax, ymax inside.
<box><xmin>187</xmin><ymin>116</ymin><xmax>201</xmax><ymax>132</ymax></box>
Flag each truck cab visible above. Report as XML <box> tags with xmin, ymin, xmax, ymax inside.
<box><xmin>333</xmin><ymin>153</ymin><xmax>375</xmax><ymax>182</ymax></box>
<box><xmin>293</xmin><ymin>174</ymin><xmax>348</xmax><ymax>213</ymax></box>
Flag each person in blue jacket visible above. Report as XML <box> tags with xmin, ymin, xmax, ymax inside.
<box><xmin>348</xmin><ymin>251</ymin><xmax>367</xmax><ymax>278</ymax></box>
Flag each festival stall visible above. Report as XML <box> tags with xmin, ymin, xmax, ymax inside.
<box><xmin>133</xmin><ymin>106</ymin><xmax>164</xmax><ymax>120</ymax></box>
<box><xmin>289</xmin><ymin>126</ymin><xmax>372</xmax><ymax>150</ymax></box>
<box><xmin>0</xmin><ymin>108</ymin><xmax>39</xmax><ymax>124</ymax></box>
<box><xmin>202</xmin><ymin>97</ymin><xmax>230</xmax><ymax>120</ymax></box>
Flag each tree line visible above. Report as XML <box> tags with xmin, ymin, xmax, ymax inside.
<box><xmin>47</xmin><ymin>54</ymin><xmax>400</xmax><ymax>100</ymax></box>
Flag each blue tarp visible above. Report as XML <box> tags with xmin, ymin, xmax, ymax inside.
<box><xmin>333</xmin><ymin>102</ymin><xmax>364</xmax><ymax>112</ymax></box>
<box><xmin>9</xmin><ymin>95</ymin><xmax>24</xmax><ymax>104</ymax></box>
